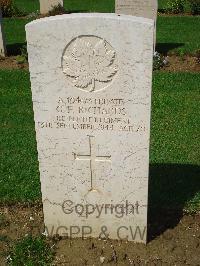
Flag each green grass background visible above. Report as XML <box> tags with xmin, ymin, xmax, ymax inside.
<box><xmin>0</xmin><ymin>70</ymin><xmax>40</xmax><ymax>203</ymax></box>
<box><xmin>12</xmin><ymin>0</ymin><xmax>170</xmax><ymax>14</ymax></box>
<box><xmin>0</xmin><ymin>70</ymin><xmax>199</xmax><ymax>212</ymax></box>
<box><xmin>3</xmin><ymin>16</ymin><xmax>200</xmax><ymax>55</ymax></box>
<box><xmin>0</xmin><ymin>0</ymin><xmax>199</xmax><ymax>213</ymax></box>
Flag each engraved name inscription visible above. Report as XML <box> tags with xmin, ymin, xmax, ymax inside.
<box><xmin>37</xmin><ymin>96</ymin><xmax>146</xmax><ymax>133</ymax></box>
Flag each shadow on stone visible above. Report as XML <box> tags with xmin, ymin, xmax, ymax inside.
<box><xmin>156</xmin><ymin>43</ymin><xmax>184</xmax><ymax>55</ymax></box>
<box><xmin>148</xmin><ymin>163</ymin><xmax>200</xmax><ymax>241</ymax></box>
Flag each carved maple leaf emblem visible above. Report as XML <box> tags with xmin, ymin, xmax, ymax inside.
<box><xmin>62</xmin><ymin>38</ymin><xmax>118</xmax><ymax>92</ymax></box>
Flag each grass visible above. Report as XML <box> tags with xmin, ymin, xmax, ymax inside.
<box><xmin>9</xmin><ymin>235</ymin><xmax>54</xmax><ymax>265</ymax></box>
<box><xmin>151</xmin><ymin>72</ymin><xmax>200</xmax><ymax>165</ymax></box>
<box><xmin>156</xmin><ymin>16</ymin><xmax>200</xmax><ymax>55</ymax></box>
<box><xmin>2</xmin><ymin>18</ymin><xmax>31</xmax><ymax>56</ymax></box>
<box><xmin>13</xmin><ymin>0</ymin><xmax>39</xmax><ymax>14</ymax></box>
<box><xmin>13</xmin><ymin>0</ymin><xmax>169</xmax><ymax>14</ymax></box>
<box><xmin>150</xmin><ymin>72</ymin><xmax>200</xmax><ymax>212</ymax></box>
<box><xmin>0</xmin><ymin>70</ymin><xmax>41</xmax><ymax>203</ymax></box>
<box><xmin>158</xmin><ymin>0</ymin><xmax>191</xmax><ymax>12</ymax></box>
<box><xmin>3</xmin><ymin>16</ymin><xmax>200</xmax><ymax>55</ymax></box>
<box><xmin>158</xmin><ymin>0</ymin><xmax>168</xmax><ymax>10</ymax></box>
<box><xmin>13</xmin><ymin>0</ymin><xmax>114</xmax><ymax>13</ymax></box>
<box><xmin>3</xmin><ymin>18</ymin><xmax>29</xmax><ymax>45</ymax></box>
<box><xmin>0</xmin><ymin>70</ymin><xmax>199</xmax><ymax>212</ymax></box>
<box><xmin>1</xmin><ymin>0</ymin><xmax>200</xmax><ymax>214</ymax></box>
<box><xmin>64</xmin><ymin>0</ymin><xmax>115</xmax><ymax>12</ymax></box>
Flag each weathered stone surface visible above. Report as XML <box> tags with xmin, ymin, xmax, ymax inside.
<box><xmin>115</xmin><ymin>0</ymin><xmax>158</xmax><ymax>19</ymax></box>
<box><xmin>26</xmin><ymin>13</ymin><xmax>154</xmax><ymax>243</ymax></box>
<box><xmin>0</xmin><ymin>8</ymin><xmax>6</xmax><ymax>57</ymax></box>
<box><xmin>39</xmin><ymin>0</ymin><xmax>63</xmax><ymax>14</ymax></box>
<box><xmin>115</xmin><ymin>0</ymin><xmax>158</xmax><ymax>49</ymax></box>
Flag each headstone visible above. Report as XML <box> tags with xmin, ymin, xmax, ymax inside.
<box><xmin>115</xmin><ymin>0</ymin><xmax>158</xmax><ymax>50</ymax></box>
<box><xmin>0</xmin><ymin>8</ymin><xmax>6</xmax><ymax>57</ymax></box>
<box><xmin>115</xmin><ymin>0</ymin><xmax>158</xmax><ymax>19</ymax></box>
<box><xmin>26</xmin><ymin>13</ymin><xmax>153</xmax><ymax>243</ymax></box>
<box><xmin>39</xmin><ymin>0</ymin><xmax>63</xmax><ymax>14</ymax></box>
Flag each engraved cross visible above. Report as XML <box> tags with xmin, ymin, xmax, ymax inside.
<box><xmin>74</xmin><ymin>135</ymin><xmax>111</xmax><ymax>191</ymax></box>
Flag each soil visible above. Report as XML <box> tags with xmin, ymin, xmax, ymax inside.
<box><xmin>0</xmin><ymin>55</ymin><xmax>200</xmax><ymax>73</ymax></box>
<box><xmin>0</xmin><ymin>56</ymin><xmax>28</xmax><ymax>70</ymax></box>
<box><xmin>162</xmin><ymin>55</ymin><xmax>200</xmax><ymax>72</ymax></box>
<box><xmin>0</xmin><ymin>205</ymin><xmax>200</xmax><ymax>265</ymax></box>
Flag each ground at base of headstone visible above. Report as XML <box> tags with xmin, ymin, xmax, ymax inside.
<box><xmin>0</xmin><ymin>56</ymin><xmax>28</xmax><ymax>70</ymax></box>
<box><xmin>0</xmin><ymin>205</ymin><xmax>199</xmax><ymax>265</ymax></box>
<box><xmin>161</xmin><ymin>55</ymin><xmax>200</xmax><ymax>72</ymax></box>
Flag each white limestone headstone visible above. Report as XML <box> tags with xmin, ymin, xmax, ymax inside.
<box><xmin>39</xmin><ymin>0</ymin><xmax>63</xmax><ymax>14</ymax></box>
<box><xmin>115</xmin><ymin>0</ymin><xmax>158</xmax><ymax>50</ymax></box>
<box><xmin>26</xmin><ymin>13</ymin><xmax>154</xmax><ymax>243</ymax></box>
<box><xmin>0</xmin><ymin>8</ymin><xmax>6</xmax><ymax>57</ymax></box>
<box><xmin>115</xmin><ymin>0</ymin><xmax>158</xmax><ymax>19</ymax></box>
